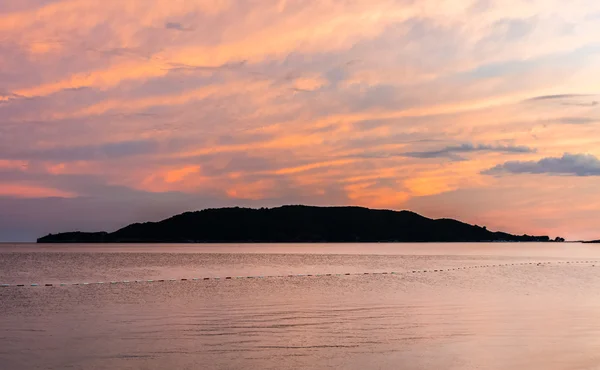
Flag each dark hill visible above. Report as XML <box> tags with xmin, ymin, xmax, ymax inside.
<box><xmin>37</xmin><ymin>205</ymin><xmax>558</xmax><ymax>243</ymax></box>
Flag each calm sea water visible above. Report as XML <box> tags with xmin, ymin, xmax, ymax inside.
<box><xmin>2</xmin><ymin>243</ymin><xmax>600</xmax><ymax>370</ymax></box>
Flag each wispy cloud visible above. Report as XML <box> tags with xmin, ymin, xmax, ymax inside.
<box><xmin>483</xmin><ymin>153</ymin><xmax>600</xmax><ymax>176</ymax></box>
<box><xmin>562</xmin><ymin>101</ymin><xmax>598</xmax><ymax>107</ymax></box>
<box><xmin>526</xmin><ymin>94</ymin><xmax>599</xmax><ymax>107</ymax></box>
<box><xmin>0</xmin><ymin>140</ymin><xmax>159</xmax><ymax>162</ymax></box>
<box><xmin>403</xmin><ymin>143</ymin><xmax>535</xmax><ymax>160</ymax></box>
<box><xmin>527</xmin><ymin>94</ymin><xmax>593</xmax><ymax>101</ymax></box>
<box><xmin>553</xmin><ymin>117</ymin><xmax>597</xmax><ymax>125</ymax></box>
<box><xmin>2</xmin><ymin>0</ymin><xmax>600</xmax><ymax>240</ymax></box>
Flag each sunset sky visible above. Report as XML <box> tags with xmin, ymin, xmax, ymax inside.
<box><xmin>1</xmin><ymin>0</ymin><xmax>600</xmax><ymax>241</ymax></box>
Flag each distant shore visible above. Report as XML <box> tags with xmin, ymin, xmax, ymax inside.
<box><xmin>38</xmin><ymin>205</ymin><xmax>565</xmax><ymax>244</ymax></box>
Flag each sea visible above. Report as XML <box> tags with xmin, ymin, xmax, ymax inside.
<box><xmin>1</xmin><ymin>242</ymin><xmax>600</xmax><ymax>370</ymax></box>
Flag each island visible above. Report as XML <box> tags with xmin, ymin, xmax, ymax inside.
<box><xmin>37</xmin><ymin>205</ymin><xmax>565</xmax><ymax>243</ymax></box>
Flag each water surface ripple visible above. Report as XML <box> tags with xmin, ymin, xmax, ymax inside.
<box><xmin>1</xmin><ymin>243</ymin><xmax>600</xmax><ymax>370</ymax></box>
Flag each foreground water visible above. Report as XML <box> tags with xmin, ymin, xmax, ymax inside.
<box><xmin>1</xmin><ymin>243</ymin><xmax>600</xmax><ymax>370</ymax></box>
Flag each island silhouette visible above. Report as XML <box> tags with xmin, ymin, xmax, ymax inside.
<box><xmin>37</xmin><ymin>205</ymin><xmax>565</xmax><ymax>243</ymax></box>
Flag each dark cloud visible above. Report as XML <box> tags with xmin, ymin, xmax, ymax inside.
<box><xmin>403</xmin><ymin>143</ymin><xmax>535</xmax><ymax>160</ymax></box>
<box><xmin>483</xmin><ymin>153</ymin><xmax>600</xmax><ymax>176</ymax></box>
<box><xmin>165</xmin><ymin>22</ymin><xmax>192</xmax><ymax>31</ymax></box>
<box><xmin>527</xmin><ymin>94</ymin><xmax>593</xmax><ymax>101</ymax></box>
<box><xmin>525</xmin><ymin>93</ymin><xmax>599</xmax><ymax>107</ymax></box>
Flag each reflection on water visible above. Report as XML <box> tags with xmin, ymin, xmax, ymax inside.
<box><xmin>1</xmin><ymin>243</ymin><xmax>600</xmax><ymax>370</ymax></box>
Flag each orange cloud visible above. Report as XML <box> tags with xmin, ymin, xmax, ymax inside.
<box><xmin>0</xmin><ymin>183</ymin><xmax>76</xmax><ymax>198</ymax></box>
<box><xmin>3</xmin><ymin>0</ymin><xmax>600</xmax><ymax>242</ymax></box>
<box><xmin>164</xmin><ymin>165</ymin><xmax>201</xmax><ymax>183</ymax></box>
<box><xmin>5</xmin><ymin>0</ymin><xmax>417</xmax><ymax>98</ymax></box>
<box><xmin>225</xmin><ymin>179</ymin><xmax>276</xmax><ymax>200</ymax></box>
<box><xmin>345</xmin><ymin>183</ymin><xmax>409</xmax><ymax>208</ymax></box>
<box><xmin>137</xmin><ymin>165</ymin><xmax>209</xmax><ymax>193</ymax></box>
<box><xmin>0</xmin><ymin>160</ymin><xmax>28</xmax><ymax>170</ymax></box>
<box><xmin>292</xmin><ymin>76</ymin><xmax>327</xmax><ymax>91</ymax></box>
<box><xmin>14</xmin><ymin>61</ymin><xmax>169</xmax><ymax>98</ymax></box>
<box><xmin>53</xmin><ymin>78</ymin><xmax>273</xmax><ymax>120</ymax></box>
<box><xmin>272</xmin><ymin>159</ymin><xmax>355</xmax><ymax>175</ymax></box>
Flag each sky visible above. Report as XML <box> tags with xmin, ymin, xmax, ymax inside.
<box><xmin>1</xmin><ymin>0</ymin><xmax>600</xmax><ymax>241</ymax></box>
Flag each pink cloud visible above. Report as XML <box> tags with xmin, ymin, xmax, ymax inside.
<box><xmin>1</xmin><ymin>0</ymin><xmax>600</xmax><ymax>240</ymax></box>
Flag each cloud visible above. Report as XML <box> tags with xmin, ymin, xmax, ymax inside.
<box><xmin>0</xmin><ymin>169</ymin><xmax>351</xmax><ymax>241</ymax></box>
<box><xmin>562</xmin><ymin>101</ymin><xmax>598</xmax><ymax>107</ymax></box>
<box><xmin>526</xmin><ymin>94</ymin><xmax>599</xmax><ymax>106</ymax></box>
<box><xmin>483</xmin><ymin>153</ymin><xmax>600</xmax><ymax>176</ymax></box>
<box><xmin>403</xmin><ymin>143</ymin><xmax>535</xmax><ymax>160</ymax></box>
<box><xmin>528</xmin><ymin>94</ymin><xmax>593</xmax><ymax>101</ymax></box>
<box><xmin>291</xmin><ymin>76</ymin><xmax>327</xmax><ymax>92</ymax></box>
<box><xmin>553</xmin><ymin>117</ymin><xmax>597</xmax><ymax>124</ymax></box>
<box><xmin>481</xmin><ymin>17</ymin><xmax>536</xmax><ymax>44</ymax></box>
<box><xmin>526</xmin><ymin>93</ymin><xmax>598</xmax><ymax>107</ymax></box>
<box><xmin>165</xmin><ymin>60</ymin><xmax>247</xmax><ymax>72</ymax></box>
<box><xmin>403</xmin><ymin>176</ymin><xmax>600</xmax><ymax>240</ymax></box>
<box><xmin>165</xmin><ymin>22</ymin><xmax>192</xmax><ymax>31</ymax></box>
<box><xmin>0</xmin><ymin>139</ymin><xmax>159</xmax><ymax>162</ymax></box>
<box><xmin>0</xmin><ymin>92</ymin><xmax>26</xmax><ymax>104</ymax></box>
<box><xmin>2</xmin><ymin>0</ymin><xmax>600</xmax><ymax>240</ymax></box>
